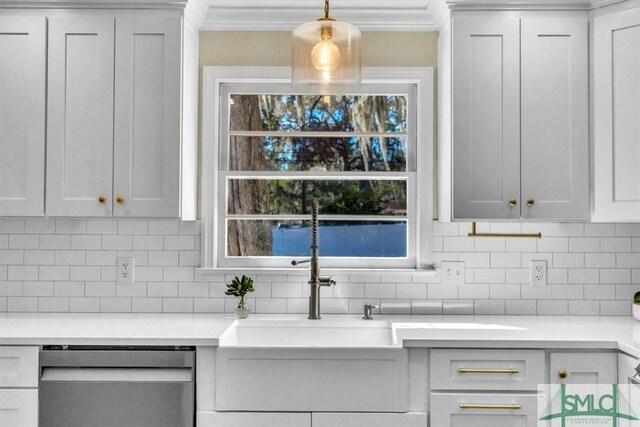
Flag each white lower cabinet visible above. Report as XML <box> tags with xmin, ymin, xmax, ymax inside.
<box><xmin>0</xmin><ymin>389</ymin><xmax>38</xmax><ymax>427</ymax></box>
<box><xmin>618</xmin><ymin>352</ymin><xmax>639</xmax><ymax>384</ymax></box>
<box><xmin>0</xmin><ymin>346</ymin><xmax>39</xmax><ymax>427</ymax></box>
<box><xmin>311</xmin><ymin>412</ymin><xmax>427</xmax><ymax>427</ymax></box>
<box><xmin>549</xmin><ymin>352</ymin><xmax>617</xmax><ymax>384</ymax></box>
<box><xmin>196</xmin><ymin>412</ymin><xmax>310</xmax><ymax>427</ymax></box>
<box><xmin>430</xmin><ymin>393</ymin><xmax>539</xmax><ymax>427</ymax></box>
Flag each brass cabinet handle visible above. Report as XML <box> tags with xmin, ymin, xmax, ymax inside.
<box><xmin>558</xmin><ymin>369</ymin><xmax>568</xmax><ymax>379</ymax></box>
<box><xmin>116</xmin><ymin>195</ymin><xmax>125</xmax><ymax>204</ymax></box>
<box><xmin>459</xmin><ymin>403</ymin><xmax>522</xmax><ymax>410</ymax></box>
<box><xmin>98</xmin><ymin>195</ymin><xmax>107</xmax><ymax>204</ymax></box>
<box><xmin>527</xmin><ymin>199</ymin><xmax>535</xmax><ymax>207</ymax></box>
<box><xmin>508</xmin><ymin>199</ymin><xmax>518</xmax><ymax>207</ymax></box>
<box><xmin>458</xmin><ymin>368</ymin><xmax>520</xmax><ymax>374</ymax></box>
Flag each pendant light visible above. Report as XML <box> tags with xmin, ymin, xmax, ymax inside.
<box><xmin>292</xmin><ymin>0</ymin><xmax>362</xmax><ymax>86</ymax></box>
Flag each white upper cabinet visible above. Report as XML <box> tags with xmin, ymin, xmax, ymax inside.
<box><xmin>0</xmin><ymin>17</ymin><xmax>46</xmax><ymax>217</ymax></box>
<box><xmin>46</xmin><ymin>16</ymin><xmax>115</xmax><ymax>217</ymax></box>
<box><xmin>114</xmin><ymin>16</ymin><xmax>181</xmax><ymax>218</ymax></box>
<box><xmin>521</xmin><ymin>17</ymin><xmax>589</xmax><ymax>220</ymax></box>
<box><xmin>449</xmin><ymin>12</ymin><xmax>589</xmax><ymax>221</ymax></box>
<box><xmin>45</xmin><ymin>13</ymin><xmax>186</xmax><ymax>218</ymax></box>
<box><xmin>593</xmin><ymin>7</ymin><xmax>640</xmax><ymax>222</ymax></box>
<box><xmin>452</xmin><ymin>17</ymin><xmax>521</xmax><ymax>220</ymax></box>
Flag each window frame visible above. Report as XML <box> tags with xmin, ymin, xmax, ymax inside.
<box><xmin>201</xmin><ymin>67</ymin><xmax>434</xmax><ymax>272</ymax></box>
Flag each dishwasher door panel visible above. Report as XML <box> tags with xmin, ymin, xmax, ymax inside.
<box><xmin>39</xmin><ymin>380</ymin><xmax>194</xmax><ymax>427</ymax></box>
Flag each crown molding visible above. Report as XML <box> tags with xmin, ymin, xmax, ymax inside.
<box><xmin>0</xmin><ymin>0</ymin><xmax>190</xmax><ymax>8</ymax></box>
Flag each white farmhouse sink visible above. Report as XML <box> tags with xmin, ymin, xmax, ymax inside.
<box><xmin>215</xmin><ymin>319</ymin><xmax>408</xmax><ymax>412</ymax></box>
<box><xmin>218</xmin><ymin>318</ymin><xmax>397</xmax><ymax>347</ymax></box>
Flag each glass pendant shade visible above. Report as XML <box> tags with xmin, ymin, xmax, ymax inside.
<box><xmin>292</xmin><ymin>19</ymin><xmax>362</xmax><ymax>86</ymax></box>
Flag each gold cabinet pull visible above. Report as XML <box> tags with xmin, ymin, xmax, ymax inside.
<box><xmin>458</xmin><ymin>368</ymin><xmax>520</xmax><ymax>374</ymax></box>
<box><xmin>98</xmin><ymin>195</ymin><xmax>107</xmax><ymax>204</ymax></box>
<box><xmin>460</xmin><ymin>403</ymin><xmax>522</xmax><ymax>410</ymax></box>
<box><xmin>558</xmin><ymin>369</ymin><xmax>568</xmax><ymax>379</ymax></box>
<box><xmin>527</xmin><ymin>199</ymin><xmax>535</xmax><ymax>207</ymax></box>
<box><xmin>508</xmin><ymin>199</ymin><xmax>518</xmax><ymax>207</ymax></box>
<box><xmin>116</xmin><ymin>195</ymin><xmax>125</xmax><ymax>204</ymax></box>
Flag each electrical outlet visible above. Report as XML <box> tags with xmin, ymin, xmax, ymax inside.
<box><xmin>118</xmin><ymin>257</ymin><xmax>134</xmax><ymax>284</ymax></box>
<box><xmin>442</xmin><ymin>261</ymin><xmax>465</xmax><ymax>285</ymax></box>
<box><xmin>530</xmin><ymin>260</ymin><xmax>547</xmax><ymax>286</ymax></box>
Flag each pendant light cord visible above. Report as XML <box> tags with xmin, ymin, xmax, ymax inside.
<box><xmin>324</xmin><ymin>0</ymin><xmax>330</xmax><ymax>19</ymax></box>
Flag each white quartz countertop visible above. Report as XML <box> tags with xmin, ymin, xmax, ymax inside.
<box><xmin>2</xmin><ymin>313</ymin><xmax>640</xmax><ymax>357</ymax></box>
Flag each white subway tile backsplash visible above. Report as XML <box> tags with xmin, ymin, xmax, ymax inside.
<box><xmin>56</xmin><ymin>220</ymin><xmax>86</xmax><ymax>234</ymax></box>
<box><xmin>86</xmin><ymin>220</ymin><xmax>117</xmax><ymax>235</ymax></box>
<box><xmin>24</xmin><ymin>219</ymin><xmax>55</xmax><ymax>234</ymax></box>
<box><xmin>133</xmin><ymin>236</ymin><xmax>164</xmax><ymax>251</ymax></box>
<box><xmin>118</xmin><ymin>220</ymin><xmax>148</xmax><ymax>235</ymax></box>
<box><xmin>40</xmin><ymin>235</ymin><xmax>70</xmax><ymax>250</ymax></box>
<box><xmin>0</xmin><ymin>281</ymin><xmax>22</xmax><ymax>296</ymax></box>
<box><xmin>0</xmin><ymin>219</ymin><xmax>24</xmax><ymax>233</ymax></box>
<box><xmin>7</xmin><ymin>296</ymin><xmax>37</xmax><ymax>312</ymax></box>
<box><xmin>102</xmin><ymin>235</ymin><xmax>132</xmax><ymax>250</ymax></box>
<box><xmin>54</xmin><ymin>281</ymin><xmax>85</xmax><ymax>297</ymax></box>
<box><xmin>569</xmin><ymin>300</ymin><xmax>600</xmax><ymax>316</ymax></box>
<box><xmin>148</xmin><ymin>282</ymin><xmax>178</xmax><ymax>297</ymax></box>
<box><xmin>569</xmin><ymin>238</ymin><xmax>601</xmax><ymax>253</ymax></box>
<box><xmin>39</xmin><ymin>297</ymin><xmax>69</xmax><ymax>312</ymax></box>
<box><xmin>9</xmin><ymin>235</ymin><xmax>39</xmax><ymax>249</ymax></box>
<box><xmin>1</xmin><ymin>219</ymin><xmax>639</xmax><ymax>316</ymax></box>
<box><xmin>618</xmin><ymin>254</ymin><xmax>640</xmax><ymax>268</ymax></box>
<box><xmin>22</xmin><ymin>281</ymin><xmax>53</xmax><ymax>297</ymax></box>
<box><xmin>71</xmin><ymin>235</ymin><xmax>102</xmax><ymax>250</ymax></box>
<box><xmin>8</xmin><ymin>265</ymin><xmax>38</xmax><ymax>281</ymax></box>
<box><xmin>101</xmin><ymin>297</ymin><xmax>132</xmax><ymax>313</ymax></box>
<box><xmin>131</xmin><ymin>297</ymin><xmax>163</xmax><ymax>313</ymax></box>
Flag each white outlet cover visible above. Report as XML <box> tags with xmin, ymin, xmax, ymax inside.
<box><xmin>118</xmin><ymin>257</ymin><xmax>134</xmax><ymax>284</ymax></box>
<box><xmin>442</xmin><ymin>261</ymin><xmax>465</xmax><ymax>285</ymax></box>
<box><xmin>530</xmin><ymin>260</ymin><xmax>547</xmax><ymax>286</ymax></box>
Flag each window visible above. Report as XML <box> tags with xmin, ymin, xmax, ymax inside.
<box><xmin>202</xmin><ymin>68</ymin><xmax>433</xmax><ymax>271</ymax></box>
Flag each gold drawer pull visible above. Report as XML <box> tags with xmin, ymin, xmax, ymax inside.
<box><xmin>458</xmin><ymin>368</ymin><xmax>520</xmax><ymax>374</ymax></box>
<box><xmin>460</xmin><ymin>403</ymin><xmax>522</xmax><ymax>410</ymax></box>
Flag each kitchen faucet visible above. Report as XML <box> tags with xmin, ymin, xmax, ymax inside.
<box><xmin>291</xmin><ymin>199</ymin><xmax>336</xmax><ymax>319</ymax></box>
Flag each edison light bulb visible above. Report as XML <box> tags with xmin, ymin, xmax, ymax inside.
<box><xmin>311</xmin><ymin>40</ymin><xmax>341</xmax><ymax>73</ymax></box>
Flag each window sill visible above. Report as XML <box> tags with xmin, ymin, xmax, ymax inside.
<box><xmin>196</xmin><ymin>267</ymin><xmax>437</xmax><ymax>278</ymax></box>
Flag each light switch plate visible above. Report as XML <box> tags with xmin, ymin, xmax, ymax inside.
<box><xmin>442</xmin><ymin>261</ymin><xmax>465</xmax><ymax>285</ymax></box>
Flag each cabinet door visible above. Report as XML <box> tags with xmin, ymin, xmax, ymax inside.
<box><xmin>452</xmin><ymin>17</ymin><xmax>521</xmax><ymax>219</ymax></box>
<box><xmin>0</xmin><ymin>389</ymin><xmax>38</xmax><ymax>427</ymax></box>
<box><xmin>0</xmin><ymin>17</ymin><xmax>46</xmax><ymax>217</ymax></box>
<box><xmin>549</xmin><ymin>352</ymin><xmax>617</xmax><ymax>384</ymax></box>
<box><xmin>47</xmin><ymin>17</ymin><xmax>115</xmax><ymax>217</ymax></box>
<box><xmin>521</xmin><ymin>17</ymin><xmax>589</xmax><ymax>220</ymax></box>
<box><xmin>431</xmin><ymin>393</ymin><xmax>539</xmax><ymax>427</ymax></box>
<box><xmin>593</xmin><ymin>8</ymin><xmax>640</xmax><ymax>222</ymax></box>
<box><xmin>113</xmin><ymin>16</ymin><xmax>181</xmax><ymax>218</ymax></box>
<box><xmin>618</xmin><ymin>352</ymin><xmax>639</xmax><ymax>385</ymax></box>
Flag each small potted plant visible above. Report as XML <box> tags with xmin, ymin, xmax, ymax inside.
<box><xmin>226</xmin><ymin>275</ymin><xmax>254</xmax><ymax>319</ymax></box>
<box><xmin>633</xmin><ymin>291</ymin><xmax>640</xmax><ymax>321</ymax></box>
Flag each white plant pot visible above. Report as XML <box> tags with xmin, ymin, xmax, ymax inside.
<box><xmin>633</xmin><ymin>302</ymin><xmax>640</xmax><ymax>321</ymax></box>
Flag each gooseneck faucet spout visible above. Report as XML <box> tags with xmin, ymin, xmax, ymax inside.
<box><xmin>291</xmin><ymin>199</ymin><xmax>336</xmax><ymax>320</ymax></box>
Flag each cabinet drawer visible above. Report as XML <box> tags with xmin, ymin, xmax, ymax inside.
<box><xmin>0</xmin><ymin>389</ymin><xmax>38</xmax><ymax>427</ymax></box>
<box><xmin>431</xmin><ymin>392</ymin><xmax>539</xmax><ymax>427</ymax></box>
<box><xmin>430</xmin><ymin>349</ymin><xmax>545</xmax><ymax>391</ymax></box>
<box><xmin>0</xmin><ymin>346</ymin><xmax>39</xmax><ymax>388</ymax></box>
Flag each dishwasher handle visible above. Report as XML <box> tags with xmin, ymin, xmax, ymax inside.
<box><xmin>40</xmin><ymin>367</ymin><xmax>193</xmax><ymax>383</ymax></box>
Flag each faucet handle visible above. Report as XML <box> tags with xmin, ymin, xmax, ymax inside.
<box><xmin>319</xmin><ymin>276</ymin><xmax>336</xmax><ymax>287</ymax></box>
<box><xmin>291</xmin><ymin>259</ymin><xmax>311</xmax><ymax>266</ymax></box>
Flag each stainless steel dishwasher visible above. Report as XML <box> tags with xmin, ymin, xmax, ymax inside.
<box><xmin>39</xmin><ymin>345</ymin><xmax>195</xmax><ymax>427</ymax></box>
